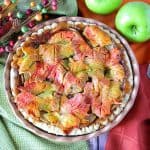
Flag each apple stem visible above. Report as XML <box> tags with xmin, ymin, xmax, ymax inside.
<box><xmin>131</xmin><ymin>25</ymin><xmax>137</xmax><ymax>35</ymax></box>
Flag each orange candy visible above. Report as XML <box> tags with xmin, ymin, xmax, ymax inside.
<box><xmin>4</xmin><ymin>0</ymin><xmax>11</xmax><ymax>6</ymax></box>
<box><xmin>34</xmin><ymin>13</ymin><xmax>42</xmax><ymax>21</ymax></box>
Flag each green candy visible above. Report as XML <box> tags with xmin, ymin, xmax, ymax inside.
<box><xmin>42</xmin><ymin>8</ymin><xmax>48</xmax><ymax>14</ymax></box>
<box><xmin>36</xmin><ymin>4</ymin><xmax>43</xmax><ymax>11</ymax></box>
<box><xmin>11</xmin><ymin>0</ymin><xmax>16</xmax><ymax>3</ymax></box>
<box><xmin>16</xmin><ymin>12</ymin><xmax>24</xmax><ymax>19</ymax></box>
<box><xmin>21</xmin><ymin>26</ymin><xmax>29</xmax><ymax>33</ymax></box>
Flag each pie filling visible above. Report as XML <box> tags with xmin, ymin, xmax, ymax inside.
<box><xmin>11</xmin><ymin>21</ymin><xmax>132</xmax><ymax>135</ymax></box>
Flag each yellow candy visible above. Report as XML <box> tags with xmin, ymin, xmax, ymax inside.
<box><xmin>35</xmin><ymin>13</ymin><xmax>42</xmax><ymax>21</ymax></box>
<box><xmin>8</xmin><ymin>12</ymin><xmax>12</xmax><ymax>17</ymax></box>
<box><xmin>30</xmin><ymin>1</ymin><xmax>36</xmax><ymax>7</ymax></box>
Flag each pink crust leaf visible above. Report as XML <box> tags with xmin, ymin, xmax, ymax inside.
<box><xmin>84</xmin><ymin>82</ymin><xmax>98</xmax><ymax>98</ymax></box>
<box><xmin>61</xmin><ymin>93</ymin><xmax>90</xmax><ymax>119</ymax></box>
<box><xmin>92</xmin><ymin>47</ymin><xmax>110</xmax><ymax>64</ymax></box>
<box><xmin>83</xmin><ymin>26</ymin><xmax>112</xmax><ymax>47</ymax></box>
<box><xmin>47</xmin><ymin>63</ymin><xmax>66</xmax><ymax>84</ymax></box>
<box><xmin>31</xmin><ymin>62</ymin><xmax>49</xmax><ymax>80</ymax></box>
<box><xmin>63</xmin><ymin>72</ymin><xmax>83</xmax><ymax>94</ymax></box>
<box><xmin>49</xmin><ymin>30</ymin><xmax>76</xmax><ymax>43</ymax></box>
<box><xmin>107</xmin><ymin>48</ymin><xmax>121</xmax><ymax>65</ymax></box>
<box><xmin>16</xmin><ymin>91</ymin><xmax>35</xmax><ymax>108</ymax></box>
<box><xmin>61</xmin><ymin>30</ymin><xmax>75</xmax><ymax>40</ymax></box>
<box><xmin>100</xmin><ymin>101</ymin><xmax>112</xmax><ymax>118</ymax></box>
<box><xmin>83</xmin><ymin>26</ymin><xmax>95</xmax><ymax>39</ymax></box>
<box><xmin>84</xmin><ymin>83</ymin><xmax>101</xmax><ymax>117</ymax></box>
<box><xmin>84</xmin><ymin>80</ymin><xmax>112</xmax><ymax>118</ymax></box>
<box><xmin>31</xmin><ymin>62</ymin><xmax>65</xmax><ymax>90</ymax></box>
<box><xmin>72</xmin><ymin>41</ymin><xmax>93</xmax><ymax>60</ymax></box>
<box><xmin>18</xmin><ymin>81</ymin><xmax>36</xmax><ymax>92</ymax></box>
<box><xmin>50</xmin><ymin>30</ymin><xmax>93</xmax><ymax>60</ymax></box>
<box><xmin>71</xmin><ymin>31</ymin><xmax>92</xmax><ymax>60</ymax></box>
<box><xmin>91</xmin><ymin>96</ymin><xmax>102</xmax><ymax>118</ymax></box>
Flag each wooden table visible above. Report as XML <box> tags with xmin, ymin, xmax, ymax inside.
<box><xmin>77</xmin><ymin>0</ymin><xmax>150</xmax><ymax>64</ymax></box>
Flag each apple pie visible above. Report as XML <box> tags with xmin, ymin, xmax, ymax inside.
<box><xmin>11</xmin><ymin>20</ymin><xmax>133</xmax><ymax>135</ymax></box>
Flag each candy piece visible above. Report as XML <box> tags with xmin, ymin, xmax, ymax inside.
<box><xmin>30</xmin><ymin>1</ymin><xmax>36</xmax><ymax>7</ymax></box>
<box><xmin>41</xmin><ymin>8</ymin><xmax>48</xmax><ymax>14</ymax></box>
<box><xmin>26</xmin><ymin>9</ymin><xmax>33</xmax><ymax>15</ymax></box>
<box><xmin>36</xmin><ymin>4</ymin><xmax>43</xmax><ymax>11</ymax></box>
<box><xmin>4</xmin><ymin>0</ymin><xmax>11</xmax><ymax>6</ymax></box>
<box><xmin>16</xmin><ymin>12</ymin><xmax>24</xmax><ymax>19</ymax></box>
<box><xmin>0</xmin><ymin>47</ymin><xmax>5</xmax><ymax>54</ymax></box>
<box><xmin>42</xmin><ymin>0</ymin><xmax>49</xmax><ymax>6</ymax></box>
<box><xmin>28</xmin><ymin>20</ymin><xmax>36</xmax><ymax>28</ymax></box>
<box><xmin>11</xmin><ymin>0</ymin><xmax>16</xmax><ymax>3</ymax></box>
<box><xmin>9</xmin><ymin>40</ymin><xmax>15</xmax><ymax>47</ymax></box>
<box><xmin>5</xmin><ymin>45</ymin><xmax>13</xmax><ymax>52</ymax></box>
<box><xmin>35</xmin><ymin>13</ymin><xmax>42</xmax><ymax>21</ymax></box>
<box><xmin>21</xmin><ymin>26</ymin><xmax>29</xmax><ymax>33</ymax></box>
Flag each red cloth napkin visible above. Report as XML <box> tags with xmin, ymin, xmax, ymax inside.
<box><xmin>106</xmin><ymin>64</ymin><xmax>150</xmax><ymax>150</ymax></box>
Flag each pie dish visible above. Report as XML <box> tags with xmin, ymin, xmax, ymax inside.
<box><xmin>4</xmin><ymin>17</ymin><xmax>140</xmax><ymax>142</ymax></box>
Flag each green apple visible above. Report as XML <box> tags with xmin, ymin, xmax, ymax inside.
<box><xmin>85</xmin><ymin>0</ymin><xmax>122</xmax><ymax>15</ymax></box>
<box><xmin>115</xmin><ymin>2</ymin><xmax>150</xmax><ymax>42</ymax></box>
